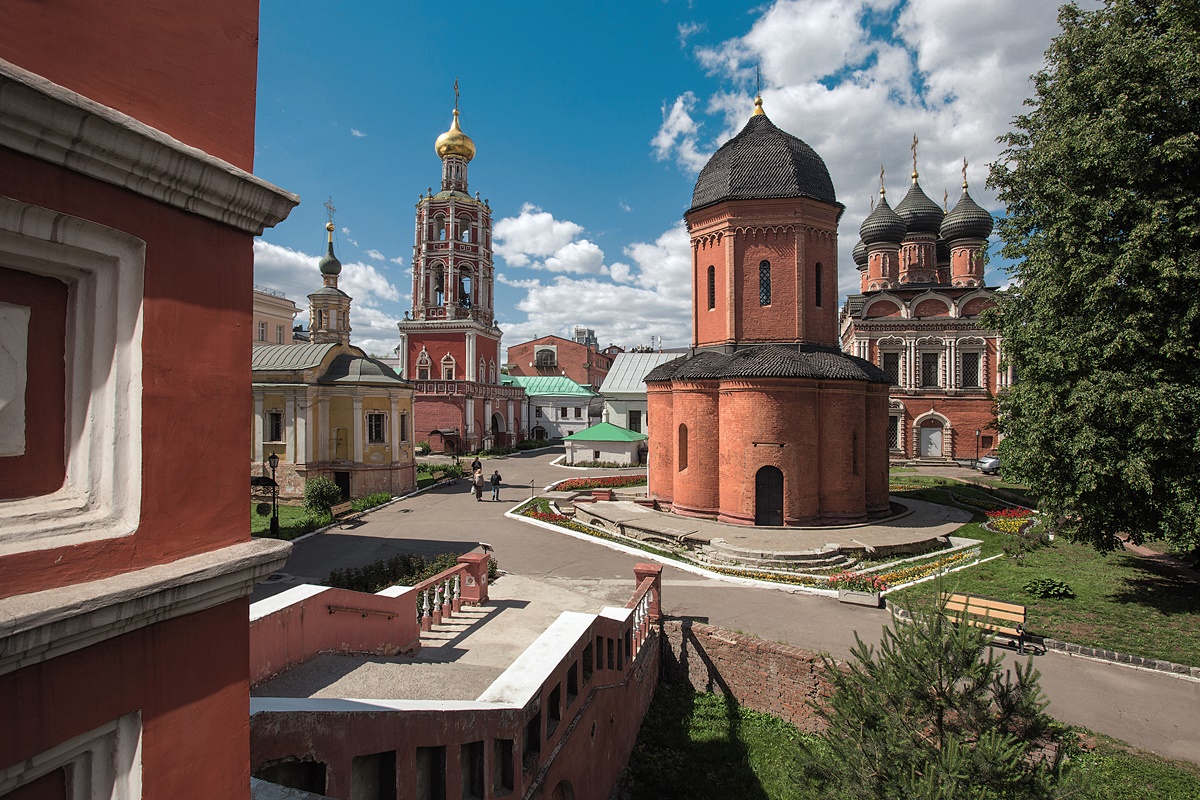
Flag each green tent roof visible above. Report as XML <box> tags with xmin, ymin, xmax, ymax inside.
<box><xmin>563</xmin><ymin>422</ymin><xmax>648</xmax><ymax>442</ymax></box>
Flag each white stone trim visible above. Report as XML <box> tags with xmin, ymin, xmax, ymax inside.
<box><xmin>0</xmin><ymin>198</ymin><xmax>144</xmax><ymax>553</ymax></box>
<box><xmin>0</xmin><ymin>538</ymin><xmax>290</xmax><ymax>677</ymax></box>
<box><xmin>0</xmin><ymin>711</ymin><xmax>142</xmax><ymax>799</ymax></box>
<box><xmin>0</xmin><ymin>58</ymin><xmax>297</xmax><ymax>235</ymax></box>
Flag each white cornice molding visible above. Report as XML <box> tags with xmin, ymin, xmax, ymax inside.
<box><xmin>0</xmin><ymin>58</ymin><xmax>299</xmax><ymax>235</ymax></box>
<box><xmin>0</xmin><ymin>539</ymin><xmax>291</xmax><ymax>676</ymax></box>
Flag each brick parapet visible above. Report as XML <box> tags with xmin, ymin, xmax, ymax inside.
<box><xmin>660</xmin><ymin>619</ymin><xmax>833</xmax><ymax>732</ymax></box>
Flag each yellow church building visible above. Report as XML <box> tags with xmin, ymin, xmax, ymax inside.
<box><xmin>251</xmin><ymin>223</ymin><xmax>416</xmax><ymax>500</ymax></box>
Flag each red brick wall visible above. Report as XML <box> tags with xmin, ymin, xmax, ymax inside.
<box><xmin>661</xmin><ymin>620</ymin><xmax>832</xmax><ymax>733</ymax></box>
<box><xmin>646</xmin><ymin>385</ymin><xmax>674</xmax><ymax>503</ymax></box>
<box><xmin>669</xmin><ymin>382</ymin><xmax>721</xmax><ymax>518</ymax></box>
<box><xmin>2</xmin><ymin>0</ymin><xmax>260</xmax><ymax>170</ymax></box>
<box><xmin>506</xmin><ymin>336</ymin><xmax>605</xmax><ymax>387</ymax></box>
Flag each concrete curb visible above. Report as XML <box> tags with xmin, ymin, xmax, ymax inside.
<box><xmin>279</xmin><ymin>480</ymin><xmax>453</xmax><ymax>546</ymax></box>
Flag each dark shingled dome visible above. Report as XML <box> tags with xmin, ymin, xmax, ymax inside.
<box><xmin>895</xmin><ymin>178</ymin><xmax>944</xmax><ymax>234</ymax></box>
<box><xmin>852</xmin><ymin>239</ymin><xmax>868</xmax><ymax>267</ymax></box>
<box><xmin>858</xmin><ymin>195</ymin><xmax>906</xmax><ymax>245</ymax></box>
<box><xmin>645</xmin><ymin>344</ymin><xmax>889</xmax><ymax>384</ymax></box>
<box><xmin>937</xmin><ymin>237</ymin><xmax>951</xmax><ymax>264</ymax></box>
<box><xmin>318</xmin><ymin>240</ymin><xmax>342</xmax><ymax>276</ymax></box>
<box><xmin>689</xmin><ymin>114</ymin><xmax>838</xmax><ymax>212</ymax></box>
<box><xmin>941</xmin><ymin>187</ymin><xmax>994</xmax><ymax>242</ymax></box>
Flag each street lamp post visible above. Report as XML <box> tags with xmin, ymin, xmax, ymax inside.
<box><xmin>974</xmin><ymin>429</ymin><xmax>981</xmax><ymax>469</ymax></box>
<box><xmin>267</xmin><ymin>452</ymin><xmax>280</xmax><ymax>538</ymax></box>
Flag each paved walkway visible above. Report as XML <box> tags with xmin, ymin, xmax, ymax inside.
<box><xmin>257</xmin><ymin>450</ymin><xmax>1200</xmax><ymax>764</ymax></box>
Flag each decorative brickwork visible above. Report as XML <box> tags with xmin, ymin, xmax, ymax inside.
<box><xmin>661</xmin><ymin>620</ymin><xmax>833</xmax><ymax>733</ymax></box>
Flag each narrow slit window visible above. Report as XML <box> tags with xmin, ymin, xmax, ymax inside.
<box><xmin>759</xmin><ymin>261</ymin><xmax>771</xmax><ymax>306</ymax></box>
<box><xmin>706</xmin><ymin>265</ymin><xmax>715</xmax><ymax>310</ymax></box>
<box><xmin>815</xmin><ymin>263</ymin><xmax>823</xmax><ymax>307</ymax></box>
<box><xmin>678</xmin><ymin>424</ymin><xmax>688</xmax><ymax>471</ymax></box>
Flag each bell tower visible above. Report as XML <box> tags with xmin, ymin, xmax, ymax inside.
<box><xmin>309</xmin><ymin>211</ymin><xmax>352</xmax><ymax>346</ymax></box>
<box><xmin>409</xmin><ymin>81</ymin><xmax>494</xmax><ymax>327</ymax></box>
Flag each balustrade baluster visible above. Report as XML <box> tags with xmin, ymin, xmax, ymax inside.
<box><xmin>452</xmin><ymin>574</ymin><xmax>462</xmax><ymax>613</ymax></box>
<box><xmin>432</xmin><ymin>584</ymin><xmax>443</xmax><ymax>625</ymax></box>
<box><xmin>442</xmin><ymin>578</ymin><xmax>453</xmax><ymax>618</ymax></box>
<box><xmin>420</xmin><ymin>589</ymin><xmax>433</xmax><ymax>632</ymax></box>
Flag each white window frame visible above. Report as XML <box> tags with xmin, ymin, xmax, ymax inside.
<box><xmin>265</xmin><ymin>410</ymin><xmax>284</xmax><ymax>443</ymax></box>
<box><xmin>0</xmin><ymin>711</ymin><xmax>142</xmax><ymax>799</ymax></box>
<box><xmin>399</xmin><ymin>412</ymin><xmax>409</xmax><ymax>442</ymax></box>
<box><xmin>257</xmin><ymin>321</ymin><xmax>266</xmax><ymax>341</ymax></box>
<box><xmin>0</xmin><ymin>198</ymin><xmax>144</xmax><ymax>552</ymax></box>
<box><xmin>366</xmin><ymin>411</ymin><xmax>387</xmax><ymax>445</ymax></box>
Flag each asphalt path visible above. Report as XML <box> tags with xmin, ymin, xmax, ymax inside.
<box><xmin>258</xmin><ymin>448</ymin><xmax>1200</xmax><ymax>764</ymax></box>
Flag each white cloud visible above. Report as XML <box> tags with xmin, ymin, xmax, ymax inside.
<box><xmin>365</xmin><ymin>249</ymin><xmax>385</xmax><ymax>261</ymax></box>
<box><xmin>340</xmin><ymin>226</ymin><xmax>359</xmax><ymax>247</ymax></box>
<box><xmin>678</xmin><ymin>21</ymin><xmax>705</xmax><ymax>48</ymax></box>
<box><xmin>350</xmin><ymin>128</ymin><xmax>367</xmax><ymax>138</ymax></box>
<box><xmin>493</xmin><ymin>203</ymin><xmax>584</xmax><ymax>266</ymax></box>
<box><xmin>651</xmin><ymin>91</ymin><xmax>711</xmax><ymax>173</ymax></box>
<box><xmin>658</xmin><ymin>0</ymin><xmax>1068</xmax><ymax>299</ymax></box>
<box><xmin>253</xmin><ymin>240</ymin><xmax>404</xmax><ymax>351</ymax></box>
<box><xmin>390</xmin><ymin>256</ymin><xmax>405</xmax><ymax>265</ymax></box>
<box><xmin>618</xmin><ymin>200</ymin><xmax>632</xmax><ymax>212</ymax></box>
<box><xmin>542</xmin><ymin>239</ymin><xmax>606</xmax><ymax>275</ymax></box>
<box><xmin>497</xmin><ymin>222</ymin><xmax>693</xmax><ymax>355</ymax></box>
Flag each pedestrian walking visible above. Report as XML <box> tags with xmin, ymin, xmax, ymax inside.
<box><xmin>473</xmin><ymin>469</ymin><xmax>484</xmax><ymax>501</ymax></box>
<box><xmin>490</xmin><ymin>469</ymin><xmax>502</xmax><ymax>501</ymax></box>
<box><xmin>470</xmin><ymin>456</ymin><xmax>482</xmax><ymax>474</ymax></box>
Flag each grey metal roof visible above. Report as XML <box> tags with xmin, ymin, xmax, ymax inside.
<box><xmin>644</xmin><ymin>344</ymin><xmax>888</xmax><ymax>384</ymax></box>
<box><xmin>940</xmin><ymin>187</ymin><xmax>994</xmax><ymax>242</ymax></box>
<box><xmin>598</xmin><ymin>352</ymin><xmax>680</xmax><ymax>395</ymax></box>
<box><xmin>859</xmin><ymin>195</ymin><xmax>906</xmax><ymax>244</ymax></box>
<box><xmin>251</xmin><ymin>343</ymin><xmax>338</xmax><ymax>371</ymax></box>
<box><xmin>895</xmin><ymin>178</ymin><xmax>944</xmax><ymax>234</ymax></box>
<box><xmin>319</xmin><ymin>354</ymin><xmax>408</xmax><ymax>385</ymax></box>
<box><xmin>689</xmin><ymin>113</ymin><xmax>838</xmax><ymax>212</ymax></box>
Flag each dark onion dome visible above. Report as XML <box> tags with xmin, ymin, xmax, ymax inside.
<box><xmin>936</xmin><ymin>237</ymin><xmax>951</xmax><ymax>263</ymax></box>
<box><xmin>318</xmin><ymin>222</ymin><xmax>342</xmax><ymax>276</ymax></box>
<box><xmin>940</xmin><ymin>184</ymin><xmax>994</xmax><ymax>242</ymax></box>
<box><xmin>689</xmin><ymin>97</ymin><xmax>838</xmax><ymax>213</ymax></box>
<box><xmin>852</xmin><ymin>239</ymin><xmax>868</xmax><ymax>267</ymax></box>
<box><xmin>895</xmin><ymin>174</ymin><xmax>944</xmax><ymax>234</ymax></box>
<box><xmin>644</xmin><ymin>344</ymin><xmax>889</xmax><ymax>384</ymax></box>
<box><xmin>858</xmin><ymin>193</ymin><xmax>906</xmax><ymax>245</ymax></box>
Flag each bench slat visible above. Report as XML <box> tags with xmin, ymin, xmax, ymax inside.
<box><xmin>331</xmin><ymin>501</ymin><xmax>354</xmax><ymax>515</ymax></box>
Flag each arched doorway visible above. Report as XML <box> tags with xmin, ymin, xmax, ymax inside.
<box><xmin>550</xmin><ymin>780</ymin><xmax>575</xmax><ymax>800</ymax></box>
<box><xmin>531</xmin><ymin>425</ymin><xmax>547</xmax><ymax>441</ymax></box>
<box><xmin>491</xmin><ymin>412</ymin><xmax>505</xmax><ymax>446</ymax></box>
<box><xmin>919</xmin><ymin>419</ymin><xmax>944</xmax><ymax>458</ymax></box>
<box><xmin>754</xmin><ymin>465</ymin><xmax>784</xmax><ymax>526</ymax></box>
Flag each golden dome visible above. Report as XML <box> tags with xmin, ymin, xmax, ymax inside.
<box><xmin>435</xmin><ymin>109</ymin><xmax>476</xmax><ymax>161</ymax></box>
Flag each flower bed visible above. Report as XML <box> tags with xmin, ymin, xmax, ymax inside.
<box><xmin>828</xmin><ymin>571</ymin><xmax>888</xmax><ymax>592</ymax></box>
<box><xmin>874</xmin><ymin>549</ymin><xmax>981</xmax><ymax>589</ymax></box>
<box><xmin>984</xmin><ymin>506</ymin><xmax>1038</xmax><ymax>535</ymax></box>
<box><xmin>552</xmin><ymin>474</ymin><xmax>647</xmax><ymax>492</ymax></box>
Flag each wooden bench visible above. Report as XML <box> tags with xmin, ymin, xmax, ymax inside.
<box><xmin>330</xmin><ymin>500</ymin><xmax>358</xmax><ymax>527</ymax></box>
<box><xmin>431</xmin><ymin>470</ymin><xmax>446</xmax><ymax>482</ymax></box>
<box><xmin>941</xmin><ymin>592</ymin><xmax>1028</xmax><ymax>654</ymax></box>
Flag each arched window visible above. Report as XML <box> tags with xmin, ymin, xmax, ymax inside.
<box><xmin>815</xmin><ymin>263</ymin><xmax>823</xmax><ymax>307</ymax></box>
<box><xmin>678</xmin><ymin>424</ymin><xmax>688</xmax><ymax>471</ymax></box>
<box><xmin>707</xmin><ymin>265</ymin><xmax>716</xmax><ymax>310</ymax></box>
<box><xmin>535</xmin><ymin>348</ymin><xmax>557</xmax><ymax>367</ymax></box>
<box><xmin>459</xmin><ymin>216</ymin><xmax>472</xmax><ymax>242</ymax></box>
<box><xmin>759</xmin><ymin>261</ymin><xmax>771</xmax><ymax>306</ymax></box>
<box><xmin>441</xmin><ymin>353</ymin><xmax>456</xmax><ymax>381</ymax></box>
<box><xmin>416</xmin><ymin>350</ymin><xmax>431</xmax><ymax>381</ymax></box>
<box><xmin>315</xmin><ymin>309</ymin><xmax>324</xmax><ymax>330</ymax></box>
<box><xmin>436</xmin><ymin>215</ymin><xmax>446</xmax><ymax>241</ymax></box>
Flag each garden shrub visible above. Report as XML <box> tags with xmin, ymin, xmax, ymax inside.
<box><xmin>1003</xmin><ymin>527</ymin><xmax>1052</xmax><ymax>560</ymax></box>
<box><xmin>351</xmin><ymin>491</ymin><xmax>392</xmax><ymax>512</ymax></box>
<box><xmin>303</xmin><ymin>476</ymin><xmax>342</xmax><ymax>516</ymax></box>
<box><xmin>1024</xmin><ymin>577</ymin><xmax>1075</xmax><ymax>599</ymax></box>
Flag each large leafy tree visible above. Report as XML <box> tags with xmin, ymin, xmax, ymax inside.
<box><xmin>988</xmin><ymin>0</ymin><xmax>1200</xmax><ymax>551</ymax></box>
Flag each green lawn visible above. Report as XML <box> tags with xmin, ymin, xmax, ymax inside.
<box><xmin>250</xmin><ymin>504</ymin><xmax>327</xmax><ymax>540</ymax></box>
<box><xmin>888</xmin><ymin>480</ymin><xmax>1200</xmax><ymax>666</ymax></box>
<box><xmin>619</xmin><ymin>685</ymin><xmax>1200</xmax><ymax>800</ymax></box>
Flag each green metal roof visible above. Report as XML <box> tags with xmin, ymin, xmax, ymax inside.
<box><xmin>251</xmin><ymin>343</ymin><xmax>337</xmax><ymax>371</ymax></box>
<box><xmin>505</xmin><ymin>375</ymin><xmax>596</xmax><ymax>397</ymax></box>
<box><xmin>563</xmin><ymin>422</ymin><xmax>648</xmax><ymax>442</ymax></box>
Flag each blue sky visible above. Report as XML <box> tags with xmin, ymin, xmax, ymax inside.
<box><xmin>252</xmin><ymin>0</ymin><xmax>1073</xmax><ymax>358</ymax></box>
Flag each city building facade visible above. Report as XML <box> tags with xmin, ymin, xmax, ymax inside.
<box><xmin>840</xmin><ymin>158</ymin><xmax>1004</xmax><ymax>463</ymax></box>
<box><xmin>598</xmin><ymin>351</ymin><xmax>680</xmax><ymax>437</ymax></box>
<box><xmin>252</xmin><ymin>224</ymin><xmax>417</xmax><ymax>500</ymax></box>
<box><xmin>507</xmin><ymin>375</ymin><xmax>599</xmax><ymax>441</ymax></box>
<box><xmin>646</xmin><ymin>97</ymin><xmax>891</xmax><ymax>527</ymax></box>
<box><xmin>506</xmin><ymin>334</ymin><xmax>615</xmax><ymax>390</ymax></box>
<box><xmin>253</xmin><ymin>286</ymin><xmax>300</xmax><ymax>346</ymax></box>
<box><xmin>0</xmin><ymin>3</ymin><xmax>296</xmax><ymax>797</ymax></box>
<box><xmin>396</xmin><ymin>100</ymin><xmax>525</xmax><ymax>454</ymax></box>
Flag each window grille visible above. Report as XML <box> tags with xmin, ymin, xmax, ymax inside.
<box><xmin>628</xmin><ymin>410</ymin><xmax>642</xmax><ymax>433</ymax></box>
<box><xmin>759</xmin><ymin>261</ymin><xmax>771</xmax><ymax>306</ymax></box>
<box><xmin>882</xmin><ymin>352</ymin><xmax>900</xmax><ymax>385</ymax></box>
<box><xmin>961</xmin><ymin>352</ymin><xmax>982</xmax><ymax>388</ymax></box>
<box><xmin>266</xmin><ymin>410</ymin><xmax>283</xmax><ymax>443</ymax></box>
<box><xmin>921</xmin><ymin>352</ymin><xmax>941</xmax><ymax>388</ymax></box>
<box><xmin>367</xmin><ymin>412</ymin><xmax>387</xmax><ymax>444</ymax></box>
<box><xmin>888</xmin><ymin>416</ymin><xmax>900</xmax><ymax>450</ymax></box>
<box><xmin>707</xmin><ymin>265</ymin><xmax>715</xmax><ymax>310</ymax></box>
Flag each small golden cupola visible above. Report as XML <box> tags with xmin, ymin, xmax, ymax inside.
<box><xmin>434</xmin><ymin>81</ymin><xmax>475</xmax><ymax>194</ymax></box>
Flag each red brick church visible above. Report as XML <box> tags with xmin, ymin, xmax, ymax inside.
<box><xmin>839</xmin><ymin>152</ymin><xmax>1002</xmax><ymax>464</ymax></box>
<box><xmin>646</xmin><ymin>96</ymin><xmax>891</xmax><ymax>527</ymax></box>
<box><xmin>395</xmin><ymin>96</ymin><xmax>525</xmax><ymax>453</ymax></box>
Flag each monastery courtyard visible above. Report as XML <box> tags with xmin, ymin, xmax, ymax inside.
<box><xmin>253</xmin><ymin>448</ymin><xmax>1200</xmax><ymax>765</ymax></box>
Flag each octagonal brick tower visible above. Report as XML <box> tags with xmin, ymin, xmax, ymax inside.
<box><xmin>646</xmin><ymin>96</ymin><xmax>891</xmax><ymax>527</ymax></box>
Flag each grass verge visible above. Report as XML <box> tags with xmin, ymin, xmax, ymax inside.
<box><xmin>618</xmin><ymin>685</ymin><xmax>1200</xmax><ymax>800</ymax></box>
<box><xmin>888</xmin><ymin>479</ymin><xmax>1200</xmax><ymax>666</ymax></box>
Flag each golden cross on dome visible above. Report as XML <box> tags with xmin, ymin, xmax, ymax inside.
<box><xmin>879</xmin><ymin>164</ymin><xmax>886</xmax><ymax>196</ymax></box>
<box><xmin>454</xmin><ymin>78</ymin><xmax>460</xmax><ymax>112</ymax></box>
<box><xmin>943</xmin><ymin>189</ymin><xmax>949</xmax><ymax>211</ymax></box>
<box><xmin>756</xmin><ymin>65</ymin><xmax>761</xmax><ymax>96</ymax></box>
<box><xmin>323</xmin><ymin>197</ymin><xmax>337</xmax><ymax>224</ymax></box>
<box><xmin>911</xmin><ymin>133</ymin><xmax>919</xmax><ymax>177</ymax></box>
<box><xmin>962</xmin><ymin>157</ymin><xmax>969</xmax><ymax>187</ymax></box>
